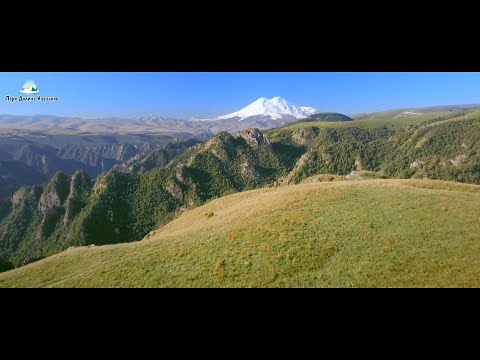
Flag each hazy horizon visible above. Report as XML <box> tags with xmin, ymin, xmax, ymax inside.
<box><xmin>1</xmin><ymin>72</ymin><xmax>479</xmax><ymax>118</ymax></box>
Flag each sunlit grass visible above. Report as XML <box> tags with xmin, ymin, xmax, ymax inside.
<box><xmin>269</xmin><ymin>110</ymin><xmax>477</xmax><ymax>135</ymax></box>
<box><xmin>1</xmin><ymin>179</ymin><xmax>479</xmax><ymax>288</ymax></box>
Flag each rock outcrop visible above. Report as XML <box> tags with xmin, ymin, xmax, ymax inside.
<box><xmin>241</xmin><ymin>160</ymin><xmax>258</xmax><ymax>180</ymax></box>
<box><xmin>238</xmin><ymin>128</ymin><xmax>271</xmax><ymax>148</ymax></box>
<box><xmin>38</xmin><ymin>173</ymin><xmax>70</xmax><ymax>240</ymax></box>
<box><xmin>354</xmin><ymin>157</ymin><xmax>364</xmax><ymax>171</ymax></box>
<box><xmin>64</xmin><ymin>171</ymin><xmax>92</xmax><ymax>225</ymax></box>
<box><xmin>281</xmin><ymin>151</ymin><xmax>315</xmax><ymax>185</ymax></box>
<box><xmin>165</xmin><ymin>180</ymin><xmax>184</xmax><ymax>202</ymax></box>
<box><xmin>409</xmin><ymin>160</ymin><xmax>425</xmax><ymax>169</ymax></box>
<box><xmin>204</xmin><ymin>132</ymin><xmax>235</xmax><ymax>160</ymax></box>
<box><xmin>449</xmin><ymin>154</ymin><xmax>467</xmax><ymax>167</ymax></box>
<box><xmin>38</xmin><ymin>173</ymin><xmax>69</xmax><ymax>216</ymax></box>
<box><xmin>176</xmin><ymin>164</ymin><xmax>187</xmax><ymax>183</ymax></box>
<box><xmin>292</xmin><ymin>127</ymin><xmax>319</xmax><ymax>145</ymax></box>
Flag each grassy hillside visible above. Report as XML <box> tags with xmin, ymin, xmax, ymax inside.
<box><xmin>273</xmin><ymin>110</ymin><xmax>476</xmax><ymax>131</ymax></box>
<box><xmin>2</xmin><ymin>110</ymin><xmax>480</xmax><ymax>267</ymax></box>
<box><xmin>286</xmin><ymin>113</ymin><xmax>353</xmax><ymax>126</ymax></box>
<box><xmin>0</xmin><ymin>129</ymin><xmax>284</xmax><ymax>266</ymax></box>
<box><xmin>268</xmin><ymin>110</ymin><xmax>480</xmax><ymax>184</ymax></box>
<box><xmin>1</xmin><ymin>179</ymin><xmax>479</xmax><ymax>288</ymax></box>
<box><xmin>352</xmin><ymin>104</ymin><xmax>480</xmax><ymax>120</ymax></box>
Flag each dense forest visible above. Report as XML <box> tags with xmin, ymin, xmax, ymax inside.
<box><xmin>1</xmin><ymin>111</ymin><xmax>479</xmax><ymax>267</ymax></box>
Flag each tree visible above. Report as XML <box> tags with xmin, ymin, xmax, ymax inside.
<box><xmin>0</xmin><ymin>258</ymin><xmax>14</xmax><ymax>273</ymax></box>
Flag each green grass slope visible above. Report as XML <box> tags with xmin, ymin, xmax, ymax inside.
<box><xmin>268</xmin><ymin>110</ymin><xmax>480</xmax><ymax>184</ymax></box>
<box><xmin>2</xmin><ymin>110</ymin><xmax>480</xmax><ymax>267</ymax></box>
<box><xmin>285</xmin><ymin>113</ymin><xmax>353</xmax><ymax>127</ymax></box>
<box><xmin>1</xmin><ymin>179</ymin><xmax>479</xmax><ymax>288</ymax></box>
<box><xmin>275</xmin><ymin>110</ymin><xmax>477</xmax><ymax>131</ymax></box>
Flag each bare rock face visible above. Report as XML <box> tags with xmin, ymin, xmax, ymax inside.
<box><xmin>241</xmin><ymin>160</ymin><xmax>258</xmax><ymax>180</ymax></box>
<box><xmin>344</xmin><ymin>171</ymin><xmax>363</xmax><ymax>181</ymax></box>
<box><xmin>295</xmin><ymin>151</ymin><xmax>314</xmax><ymax>169</ymax></box>
<box><xmin>409</xmin><ymin>160</ymin><xmax>425</xmax><ymax>169</ymax></box>
<box><xmin>186</xmin><ymin>154</ymin><xmax>198</xmax><ymax>166</ymax></box>
<box><xmin>165</xmin><ymin>180</ymin><xmax>184</xmax><ymax>202</ymax></box>
<box><xmin>37</xmin><ymin>173</ymin><xmax>70</xmax><ymax>240</ymax></box>
<box><xmin>238</xmin><ymin>128</ymin><xmax>271</xmax><ymax>148</ymax></box>
<box><xmin>116</xmin><ymin>144</ymin><xmax>138</xmax><ymax>162</ymax></box>
<box><xmin>176</xmin><ymin>164</ymin><xmax>187</xmax><ymax>183</ymax></box>
<box><xmin>64</xmin><ymin>171</ymin><xmax>92</xmax><ymax>225</ymax></box>
<box><xmin>183</xmin><ymin>183</ymin><xmax>200</xmax><ymax>208</ymax></box>
<box><xmin>321</xmin><ymin>151</ymin><xmax>332</xmax><ymax>166</ymax></box>
<box><xmin>11</xmin><ymin>186</ymin><xmax>42</xmax><ymax>209</ymax></box>
<box><xmin>204</xmin><ymin>132</ymin><xmax>235</xmax><ymax>160</ymax></box>
<box><xmin>281</xmin><ymin>151</ymin><xmax>315</xmax><ymax>185</ymax></box>
<box><xmin>354</xmin><ymin>157</ymin><xmax>364</xmax><ymax>171</ymax></box>
<box><xmin>63</xmin><ymin>204</ymin><xmax>75</xmax><ymax>225</ymax></box>
<box><xmin>205</xmin><ymin>132</ymin><xmax>235</xmax><ymax>147</ymax></box>
<box><xmin>38</xmin><ymin>189</ymin><xmax>61</xmax><ymax>216</ymax></box>
<box><xmin>449</xmin><ymin>154</ymin><xmax>466</xmax><ymax>167</ymax></box>
<box><xmin>12</xmin><ymin>188</ymin><xmax>31</xmax><ymax>208</ymax></box>
<box><xmin>69</xmin><ymin>171</ymin><xmax>91</xmax><ymax>197</ymax></box>
<box><xmin>38</xmin><ymin>173</ymin><xmax>69</xmax><ymax>216</ymax></box>
<box><xmin>292</xmin><ymin>127</ymin><xmax>318</xmax><ymax>145</ymax></box>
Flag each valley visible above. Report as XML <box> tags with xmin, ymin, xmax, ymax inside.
<box><xmin>0</xmin><ymin>105</ymin><xmax>479</xmax><ymax>272</ymax></box>
<box><xmin>0</xmin><ymin>131</ymin><xmax>193</xmax><ymax>197</ymax></box>
<box><xmin>0</xmin><ymin>94</ymin><xmax>479</xmax><ymax>287</ymax></box>
<box><xmin>1</xmin><ymin>179</ymin><xmax>478</xmax><ymax>287</ymax></box>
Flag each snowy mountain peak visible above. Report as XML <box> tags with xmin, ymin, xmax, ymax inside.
<box><xmin>216</xmin><ymin>97</ymin><xmax>317</xmax><ymax>121</ymax></box>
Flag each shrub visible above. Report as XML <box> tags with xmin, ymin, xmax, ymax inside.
<box><xmin>0</xmin><ymin>258</ymin><xmax>14</xmax><ymax>273</ymax></box>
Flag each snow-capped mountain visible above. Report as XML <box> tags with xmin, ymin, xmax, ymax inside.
<box><xmin>138</xmin><ymin>114</ymin><xmax>166</xmax><ymax>124</ymax></box>
<box><xmin>216</xmin><ymin>97</ymin><xmax>317</xmax><ymax>121</ymax></box>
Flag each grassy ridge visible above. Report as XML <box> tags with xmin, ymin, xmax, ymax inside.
<box><xmin>2</xmin><ymin>110</ymin><xmax>479</xmax><ymax>267</ymax></box>
<box><xmin>1</xmin><ymin>179</ymin><xmax>479</xmax><ymax>288</ymax></box>
<box><xmin>274</xmin><ymin>110</ymin><xmax>477</xmax><ymax>132</ymax></box>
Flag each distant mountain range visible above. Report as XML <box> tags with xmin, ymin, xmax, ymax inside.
<box><xmin>2</xmin><ymin>101</ymin><xmax>479</xmax><ymax>137</ymax></box>
<box><xmin>0</xmin><ymin>97</ymin><xmax>321</xmax><ymax>197</ymax></box>
<box><xmin>1</xmin><ymin>106</ymin><xmax>479</xmax><ymax>269</ymax></box>
<box><xmin>1</xmin><ymin>101</ymin><xmax>478</xmax><ymax>205</ymax></box>
<box><xmin>0</xmin><ymin>97</ymin><xmax>318</xmax><ymax>135</ymax></box>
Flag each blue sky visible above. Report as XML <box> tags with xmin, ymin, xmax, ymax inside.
<box><xmin>1</xmin><ymin>72</ymin><xmax>479</xmax><ymax>118</ymax></box>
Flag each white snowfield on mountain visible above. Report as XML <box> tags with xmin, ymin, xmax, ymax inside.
<box><xmin>216</xmin><ymin>97</ymin><xmax>317</xmax><ymax>121</ymax></box>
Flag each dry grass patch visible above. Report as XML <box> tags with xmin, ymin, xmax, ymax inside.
<box><xmin>1</xmin><ymin>179</ymin><xmax>479</xmax><ymax>288</ymax></box>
